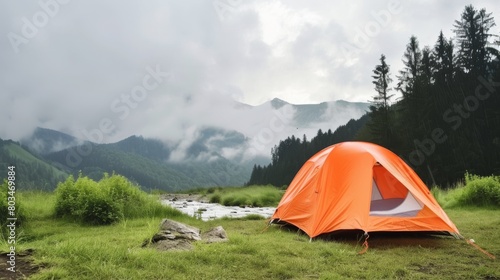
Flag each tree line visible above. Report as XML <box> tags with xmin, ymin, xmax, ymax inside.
<box><xmin>246</xmin><ymin>115</ymin><xmax>369</xmax><ymax>186</ymax></box>
<box><xmin>248</xmin><ymin>5</ymin><xmax>500</xmax><ymax>188</ymax></box>
<box><xmin>368</xmin><ymin>5</ymin><xmax>500</xmax><ymax>186</ymax></box>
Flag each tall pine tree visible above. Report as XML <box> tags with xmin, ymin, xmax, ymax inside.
<box><xmin>369</xmin><ymin>54</ymin><xmax>395</xmax><ymax>147</ymax></box>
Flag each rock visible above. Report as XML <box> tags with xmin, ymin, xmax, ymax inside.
<box><xmin>160</xmin><ymin>219</ymin><xmax>201</xmax><ymax>241</ymax></box>
<box><xmin>146</xmin><ymin>220</ymin><xmax>228</xmax><ymax>251</ymax></box>
<box><xmin>202</xmin><ymin>226</ymin><xmax>229</xmax><ymax>243</ymax></box>
<box><xmin>165</xmin><ymin>234</ymin><xmax>176</xmax><ymax>240</ymax></box>
<box><xmin>151</xmin><ymin>232</ymin><xmax>169</xmax><ymax>243</ymax></box>
<box><xmin>154</xmin><ymin>239</ymin><xmax>193</xmax><ymax>251</ymax></box>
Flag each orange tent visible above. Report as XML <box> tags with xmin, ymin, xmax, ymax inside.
<box><xmin>271</xmin><ymin>141</ymin><xmax>459</xmax><ymax>238</ymax></box>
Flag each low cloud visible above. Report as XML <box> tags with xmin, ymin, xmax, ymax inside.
<box><xmin>1</xmin><ymin>0</ymin><xmax>498</xmax><ymax>163</ymax></box>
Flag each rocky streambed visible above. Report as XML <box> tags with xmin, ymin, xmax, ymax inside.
<box><xmin>161</xmin><ymin>195</ymin><xmax>276</xmax><ymax>221</ymax></box>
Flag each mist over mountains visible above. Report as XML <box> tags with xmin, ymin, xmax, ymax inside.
<box><xmin>2</xmin><ymin>98</ymin><xmax>368</xmax><ymax>191</ymax></box>
<box><xmin>21</xmin><ymin>98</ymin><xmax>368</xmax><ymax>162</ymax></box>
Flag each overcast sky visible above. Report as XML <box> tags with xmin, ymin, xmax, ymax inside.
<box><xmin>1</xmin><ymin>0</ymin><xmax>499</xmax><ymax>143</ymax></box>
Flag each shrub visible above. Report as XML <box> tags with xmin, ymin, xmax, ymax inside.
<box><xmin>54</xmin><ymin>175</ymin><xmax>78</xmax><ymax>218</ymax></box>
<box><xmin>80</xmin><ymin>192</ymin><xmax>121</xmax><ymax>225</ymax></box>
<box><xmin>209</xmin><ymin>193</ymin><xmax>221</xmax><ymax>204</ymax></box>
<box><xmin>456</xmin><ymin>173</ymin><xmax>500</xmax><ymax>208</ymax></box>
<box><xmin>54</xmin><ymin>174</ymin><xmax>121</xmax><ymax>225</ymax></box>
<box><xmin>99</xmin><ymin>174</ymin><xmax>145</xmax><ymax>218</ymax></box>
<box><xmin>54</xmin><ymin>173</ymin><xmax>181</xmax><ymax>225</ymax></box>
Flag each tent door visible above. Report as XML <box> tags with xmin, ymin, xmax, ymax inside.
<box><xmin>369</xmin><ymin>165</ymin><xmax>423</xmax><ymax>217</ymax></box>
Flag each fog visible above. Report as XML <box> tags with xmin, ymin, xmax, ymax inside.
<box><xmin>1</xmin><ymin>0</ymin><xmax>498</xmax><ymax>160</ymax></box>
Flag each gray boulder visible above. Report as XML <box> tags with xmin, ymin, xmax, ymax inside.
<box><xmin>146</xmin><ymin>219</ymin><xmax>228</xmax><ymax>251</ymax></box>
<box><xmin>202</xmin><ymin>226</ymin><xmax>229</xmax><ymax>243</ymax></box>
<box><xmin>159</xmin><ymin>219</ymin><xmax>201</xmax><ymax>241</ymax></box>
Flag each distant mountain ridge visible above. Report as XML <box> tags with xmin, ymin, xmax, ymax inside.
<box><xmin>111</xmin><ymin>135</ymin><xmax>171</xmax><ymax>162</ymax></box>
<box><xmin>4</xmin><ymin>98</ymin><xmax>369</xmax><ymax>191</ymax></box>
<box><xmin>19</xmin><ymin>127</ymin><xmax>82</xmax><ymax>155</ymax></box>
<box><xmin>251</xmin><ymin>98</ymin><xmax>368</xmax><ymax>127</ymax></box>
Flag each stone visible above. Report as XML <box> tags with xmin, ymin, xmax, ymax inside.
<box><xmin>160</xmin><ymin>219</ymin><xmax>201</xmax><ymax>241</ymax></box>
<box><xmin>151</xmin><ymin>232</ymin><xmax>169</xmax><ymax>243</ymax></box>
<box><xmin>202</xmin><ymin>226</ymin><xmax>229</xmax><ymax>243</ymax></box>
<box><xmin>153</xmin><ymin>239</ymin><xmax>193</xmax><ymax>251</ymax></box>
<box><xmin>146</xmin><ymin>220</ymin><xmax>228</xmax><ymax>251</ymax></box>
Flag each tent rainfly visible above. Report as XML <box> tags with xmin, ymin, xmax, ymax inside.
<box><xmin>270</xmin><ymin>141</ymin><xmax>460</xmax><ymax>238</ymax></box>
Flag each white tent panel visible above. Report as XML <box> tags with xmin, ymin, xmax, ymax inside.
<box><xmin>370</xmin><ymin>191</ymin><xmax>424</xmax><ymax>217</ymax></box>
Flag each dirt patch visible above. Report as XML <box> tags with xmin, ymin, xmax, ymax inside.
<box><xmin>0</xmin><ymin>249</ymin><xmax>42</xmax><ymax>279</ymax></box>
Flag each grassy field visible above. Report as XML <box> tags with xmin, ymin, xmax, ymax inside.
<box><xmin>1</xmin><ymin>189</ymin><xmax>499</xmax><ymax>279</ymax></box>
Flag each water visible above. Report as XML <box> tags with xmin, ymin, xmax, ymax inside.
<box><xmin>162</xmin><ymin>199</ymin><xmax>276</xmax><ymax>221</ymax></box>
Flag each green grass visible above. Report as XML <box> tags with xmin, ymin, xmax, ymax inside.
<box><xmin>205</xmin><ymin>185</ymin><xmax>283</xmax><ymax>207</ymax></box>
<box><xmin>432</xmin><ymin>173</ymin><xmax>500</xmax><ymax>208</ymax></box>
<box><xmin>431</xmin><ymin>181</ymin><xmax>467</xmax><ymax>208</ymax></box>
<box><xmin>1</xmin><ymin>188</ymin><xmax>499</xmax><ymax>279</ymax></box>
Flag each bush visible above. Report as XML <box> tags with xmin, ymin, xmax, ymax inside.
<box><xmin>54</xmin><ymin>173</ymin><xmax>180</xmax><ymax>225</ymax></box>
<box><xmin>99</xmin><ymin>174</ymin><xmax>145</xmax><ymax>218</ymax></box>
<box><xmin>209</xmin><ymin>193</ymin><xmax>221</xmax><ymax>204</ymax></box>
<box><xmin>80</xmin><ymin>192</ymin><xmax>121</xmax><ymax>225</ymax></box>
<box><xmin>55</xmin><ymin>174</ymin><xmax>121</xmax><ymax>225</ymax></box>
<box><xmin>456</xmin><ymin>173</ymin><xmax>500</xmax><ymax>208</ymax></box>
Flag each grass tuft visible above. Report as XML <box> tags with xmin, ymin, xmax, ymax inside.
<box><xmin>206</xmin><ymin>185</ymin><xmax>283</xmax><ymax>207</ymax></box>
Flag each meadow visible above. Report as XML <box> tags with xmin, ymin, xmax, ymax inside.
<box><xmin>1</xmin><ymin>175</ymin><xmax>499</xmax><ymax>279</ymax></box>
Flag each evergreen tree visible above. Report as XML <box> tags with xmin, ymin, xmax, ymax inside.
<box><xmin>433</xmin><ymin>31</ymin><xmax>457</xmax><ymax>85</ymax></box>
<box><xmin>453</xmin><ymin>5</ymin><xmax>496</xmax><ymax>76</ymax></box>
<box><xmin>397</xmin><ymin>36</ymin><xmax>422</xmax><ymax>97</ymax></box>
<box><xmin>369</xmin><ymin>54</ymin><xmax>395</xmax><ymax>147</ymax></box>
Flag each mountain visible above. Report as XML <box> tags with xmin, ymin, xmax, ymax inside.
<box><xmin>44</xmin><ymin>135</ymin><xmax>251</xmax><ymax>191</ymax></box>
<box><xmin>3</xmin><ymin>98</ymin><xmax>369</xmax><ymax>191</ymax></box>
<box><xmin>0</xmin><ymin>139</ymin><xmax>69</xmax><ymax>189</ymax></box>
<box><xmin>257</xmin><ymin>98</ymin><xmax>368</xmax><ymax>128</ymax></box>
<box><xmin>20</xmin><ymin>127</ymin><xmax>83</xmax><ymax>155</ymax></box>
<box><xmin>110</xmin><ymin>135</ymin><xmax>171</xmax><ymax>162</ymax></box>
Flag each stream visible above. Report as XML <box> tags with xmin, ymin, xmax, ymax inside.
<box><xmin>161</xmin><ymin>198</ymin><xmax>276</xmax><ymax>221</ymax></box>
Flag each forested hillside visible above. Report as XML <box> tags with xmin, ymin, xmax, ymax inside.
<box><xmin>45</xmin><ymin>137</ymin><xmax>251</xmax><ymax>192</ymax></box>
<box><xmin>246</xmin><ymin>115</ymin><xmax>369</xmax><ymax>186</ymax></box>
<box><xmin>0</xmin><ymin>139</ymin><xmax>68</xmax><ymax>189</ymax></box>
<box><xmin>249</xmin><ymin>5</ymin><xmax>500</xmax><ymax>188</ymax></box>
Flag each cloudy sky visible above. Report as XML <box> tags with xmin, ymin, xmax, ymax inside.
<box><xmin>1</xmin><ymin>0</ymin><xmax>499</xmax><ymax>144</ymax></box>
